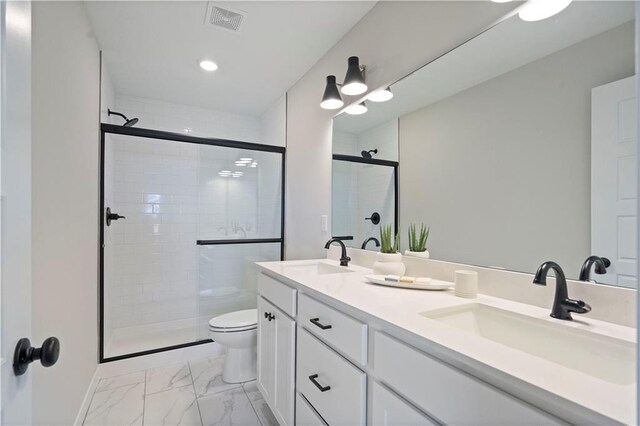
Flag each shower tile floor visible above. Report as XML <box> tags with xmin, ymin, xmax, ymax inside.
<box><xmin>83</xmin><ymin>355</ymin><xmax>277</xmax><ymax>426</ymax></box>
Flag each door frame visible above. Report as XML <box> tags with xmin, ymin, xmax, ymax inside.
<box><xmin>99</xmin><ymin>123</ymin><xmax>286</xmax><ymax>363</ymax></box>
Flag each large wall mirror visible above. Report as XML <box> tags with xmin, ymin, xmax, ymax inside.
<box><xmin>332</xmin><ymin>1</ymin><xmax>637</xmax><ymax>287</ymax></box>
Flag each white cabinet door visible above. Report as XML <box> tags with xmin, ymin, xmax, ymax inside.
<box><xmin>257</xmin><ymin>296</ymin><xmax>295</xmax><ymax>426</ymax></box>
<box><xmin>371</xmin><ymin>382</ymin><xmax>436</xmax><ymax>426</ymax></box>
<box><xmin>272</xmin><ymin>309</ymin><xmax>295</xmax><ymax>426</ymax></box>
<box><xmin>257</xmin><ymin>297</ymin><xmax>275</xmax><ymax>406</ymax></box>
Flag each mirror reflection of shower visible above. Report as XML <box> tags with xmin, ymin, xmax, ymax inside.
<box><xmin>108</xmin><ymin>108</ymin><xmax>139</xmax><ymax>127</ymax></box>
<box><xmin>361</xmin><ymin>148</ymin><xmax>377</xmax><ymax>159</ymax></box>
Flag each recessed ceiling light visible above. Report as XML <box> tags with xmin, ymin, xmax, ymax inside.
<box><xmin>199</xmin><ymin>60</ymin><xmax>218</xmax><ymax>72</ymax></box>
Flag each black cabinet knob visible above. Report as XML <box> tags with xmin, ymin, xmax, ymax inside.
<box><xmin>13</xmin><ymin>337</ymin><xmax>60</xmax><ymax>376</ymax></box>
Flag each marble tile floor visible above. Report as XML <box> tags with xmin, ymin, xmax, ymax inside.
<box><xmin>83</xmin><ymin>355</ymin><xmax>277</xmax><ymax>426</ymax></box>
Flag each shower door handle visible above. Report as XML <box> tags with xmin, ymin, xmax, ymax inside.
<box><xmin>106</xmin><ymin>207</ymin><xmax>126</xmax><ymax>226</ymax></box>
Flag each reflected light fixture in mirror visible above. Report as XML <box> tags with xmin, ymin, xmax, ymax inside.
<box><xmin>320</xmin><ymin>75</ymin><xmax>344</xmax><ymax>110</ymax></box>
<box><xmin>519</xmin><ymin>0</ymin><xmax>573</xmax><ymax>22</ymax></box>
<box><xmin>345</xmin><ymin>102</ymin><xmax>368</xmax><ymax>115</ymax></box>
<box><xmin>341</xmin><ymin>56</ymin><xmax>368</xmax><ymax>95</ymax></box>
<box><xmin>367</xmin><ymin>87</ymin><xmax>393</xmax><ymax>102</ymax></box>
<box><xmin>199</xmin><ymin>59</ymin><xmax>218</xmax><ymax>71</ymax></box>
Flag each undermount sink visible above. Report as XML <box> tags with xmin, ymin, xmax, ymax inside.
<box><xmin>422</xmin><ymin>304</ymin><xmax>635</xmax><ymax>386</ymax></box>
<box><xmin>282</xmin><ymin>261</ymin><xmax>355</xmax><ymax>275</ymax></box>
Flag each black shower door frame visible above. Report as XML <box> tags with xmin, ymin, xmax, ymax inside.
<box><xmin>99</xmin><ymin>123</ymin><xmax>285</xmax><ymax>363</ymax></box>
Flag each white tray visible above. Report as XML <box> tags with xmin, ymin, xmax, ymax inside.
<box><xmin>364</xmin><ymin>275</ymin><xmax>453</xmax><ymax>291</ymax></box>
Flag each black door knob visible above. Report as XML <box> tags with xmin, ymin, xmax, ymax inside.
<box><xmin>13</xmin><ymin>337</ymin><xmax>60</xmax><ymax>376</ymax></box>
<box><xmin>106</xmin><ymin>207</ymin><xmax>126</xmax><ymax>226</ymax></box>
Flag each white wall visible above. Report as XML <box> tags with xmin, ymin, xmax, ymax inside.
<box><xmin>31</xmin><ymin>2</ymin><xmax>100</xmax><ymax>423</ymax></box>
<box><xmin>285</xmin><ymin>1</ymin><xmax>517</xmax><ymax>260</ymax></box>
<box><xmin>400</xmin><ymin>22</ymin><xmax>635</xmax><ymax>276</ymax></box>
<box><xmin>114</xmin><ymin>94</ymin><xmax>261</xmax><ymax>143</ymax></box>
<box><xmin>260</xmin><ymin>94</ymin><xmax>286</xmax><ymax>147</ymax></box>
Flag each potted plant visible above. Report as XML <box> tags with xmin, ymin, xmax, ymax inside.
<box><xmin>405</xmin><ymin>224</ymin><xmax>430</xmax><ymax>259</ymax></box>
<box><xmin>372</xmin><ymin>224</ymin><xmax>406</xmax><ymax>276</ymax></box>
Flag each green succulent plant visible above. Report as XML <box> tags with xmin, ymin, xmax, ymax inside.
<box><xmin>408</xmin><ymin>224</ymin><xmax>430</xmax><ymax>252</ymax></box>
<box><xmin>380</xmin><ymin>224</ymin><xmax>399</xmax><ymax>254</ymax></box>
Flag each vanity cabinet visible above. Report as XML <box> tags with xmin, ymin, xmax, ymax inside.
<box><xmin>257</xmin><ymin>271</ymin><xmax>562</xmax><ymax>426</ymax></box>
<box><xmin>257</xmin><ymin>294</ymin><xmax>295</xmax><ymax>425</ymax></box>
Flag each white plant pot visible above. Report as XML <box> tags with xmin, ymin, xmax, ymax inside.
<box><xmin>404</xmin><ymin>250</ymin><xmax>430</xmax><ymax>259</ymax></box>
<box><xmin>372</xmin><ymin>252</ymin><xmax>406</xmax><ymax>276</ymax></box>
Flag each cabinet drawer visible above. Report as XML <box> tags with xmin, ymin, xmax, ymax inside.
<box><xmin>296</xmin><ymin>393</ymin><xmax>327</xmax><ymax>426</ymax></box>
<box><xmin>299</xmin><ymin>294</ymin><xmax>367</xmax><ymax>365</ymax></box>
<box><xmin>258</xmin><ymin>273</ymin><xmax>297</xmax><ymax>317</ymax></box>
<box><xmin>372</xmin><ymin>382</ymin><xmax>436</xmax><ymax>426</ymax></box>
<box><xmin>297</xmin><ymin>327</ymin><xmax>366</xmax><ymax>426</ymax></box>
<box><xmin>373</xmin><ymin>332</ymin><xmax>560</xmax><ymax>425</ymax></box>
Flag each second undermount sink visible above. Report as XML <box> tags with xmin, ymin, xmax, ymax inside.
<box><xmin>282</xmin><ymin>261</ymin><xmax>355</xmax><ymax>275</ymax></box>
<box><xmin>422</xmin><ymin>304</ymin><xmax>635</xmax><ymax>386</ymax></box>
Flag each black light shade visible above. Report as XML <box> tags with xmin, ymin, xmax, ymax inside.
<box><xmin>320</xmin><ymin>75</ymin><xmax>344</xmax><ymax>110</ymax></box>
<box><xmin>341</xmin><ymin>56</ymin><xmax>367</xmax><ymax>96</ymax></box>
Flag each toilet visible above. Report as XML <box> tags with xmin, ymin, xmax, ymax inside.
<box><xmin>208</xmin><ymin>308</ymin><xmax>258</xmax><ymax>384</ymax></box>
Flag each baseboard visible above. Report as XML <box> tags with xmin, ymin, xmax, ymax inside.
<box><xmin>73</xmin><ymin>367</ymin><xmax>99</xmax><ymax>426</ymax></box>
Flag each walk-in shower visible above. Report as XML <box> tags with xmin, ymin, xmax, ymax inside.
<box><xmin>100</xmin><ymin>125</ymin><xmax>284</xmax><ymax>361</ymax></box>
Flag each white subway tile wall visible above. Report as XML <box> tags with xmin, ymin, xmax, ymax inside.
<box><xmin>103</xmin><ymin>134</ymin><xmax>282</xmax><ymax>357</ymax></box>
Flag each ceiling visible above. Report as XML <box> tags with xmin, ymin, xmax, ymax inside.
<box><xmin>335</xmin><ymin>1</ymin><xmax>635</xmax><ymax>134</ymax></box>
<box><xmin>84</xmin><ymin>1</ymin><xmax>375</xmax><ymax>116</ymax></box>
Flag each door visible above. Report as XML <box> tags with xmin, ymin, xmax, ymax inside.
<box><xmin>272</xmin><ymin>305</ymin><xmax>295</xmax><ymax>426</ymax></box>
<box><xmin>592</xmin><ymin>76</ymin><xmax>637</xmax><ymax>287</ymax></box>
<box><xmin>257</xmin><ymin>297</ymin><xmax>275</xmax><ymax>405</ymax></box>
<box><xmin>257</xmin><ymin>296</ymin><xmax>295</xmax><ymax>426</ymax></box>
<box><xmin>1</xmin><ymin>1</ymin><xmax>34</xmax><ymax>423</ymax></box>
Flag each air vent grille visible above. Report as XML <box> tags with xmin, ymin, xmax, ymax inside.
<box><xmin>205</xmin><ymin>3</ymin><xmax>246</xmax><ymax>33</ymax></box>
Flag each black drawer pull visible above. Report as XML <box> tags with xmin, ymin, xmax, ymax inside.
<box><xmin>264</xmin><ymin>312</ymin><xmax>275</xmax><ymax>321</ymax></box>
<box><xmin>310</xmin><ymin>318</ymin><xmax>332</xmax><ymax>330</ymax></box>
<box><xmin>309</xmin><ymin>374</ymin><xmax>331</xmax><ymax>392</ymax></box>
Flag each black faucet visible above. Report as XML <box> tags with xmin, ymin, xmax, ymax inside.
<box><xmin>579</xmin><ymin>256</ymin><xmax>611</xmax><ymax>282</ymax></box>
<box><xmin>361</xmin><ymin>237</ymin><xmax>380</xmax><ymax>250</ymax></box>
<box><xmin>533</xmin><ymin>261</ymin><xmax>591</xmax><ymax>320</ymax></box>
<box><xmin>324</xmin><ymin>238</ymin><xmax>351</xmax><ymax>267</ymax></box>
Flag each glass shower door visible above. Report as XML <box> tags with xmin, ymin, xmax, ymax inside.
<box><xmin>101</xmin><ymin>126</ymin><xmax>283</xmax><ymax>361</ymax></box>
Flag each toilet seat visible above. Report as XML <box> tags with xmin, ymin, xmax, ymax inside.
<box><xmin>209</xmin><ymin>309</ymin><xmax>257</xmax><ymax>333</ymax></box>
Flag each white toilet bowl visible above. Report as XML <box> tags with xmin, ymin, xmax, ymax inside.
<box><xmin>209</xmin><ymin>309</ymin><xmax>258</xmax><ymax>384</ymax></box>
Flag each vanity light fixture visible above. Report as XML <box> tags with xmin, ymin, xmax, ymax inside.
<box><xmin>320</xmin><ymin>56</ymin><xmax>367</xmax><ymax>109</ymax></box>
<box><xmin>367</xmin><ymin>87</ymin><xmax>393</xmax><ymax>103</ymax></box>
<box><xmin>320</xmin><ymin>75</ymin><xmax>344</xmax><ymax>110</ymax></box>
<box><xmin>345</xmin><ymin>102</ymin><xmax>368</xmax><ymax>115</ymax></box>
<box><xmin>199</xmin><ymin>60</ymin><xmax>218</xmax><ymax>71</ymax></box>
<box><xmin>518</xmin><ymin>0</ymin><xmax>572</xmax><ymax>21</ymax></box>
<box><xmin>341</xmin><ymin>56</ymin><xmax>367</xmax><ymax>96</ymax></box>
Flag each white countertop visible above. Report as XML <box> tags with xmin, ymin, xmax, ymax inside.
<box><xmin>257</xmin><ymin>259</ymin><xmax>637</xmax><ymax>425</ymax></box>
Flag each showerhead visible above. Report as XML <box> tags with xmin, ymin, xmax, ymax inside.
<box><xmin>361</xmin><ymin>149</ymin><xmax>378</xmax><ymax>159</ymax></box>
<box><xmin>124</xmin><ymin>117</ymin><xmax>139</xmax><ymax>127</ymax></box>
<box><xmin>108</xmin><ymin>109</ymin><xmax>139</xmax><ymax>128</ymax></box>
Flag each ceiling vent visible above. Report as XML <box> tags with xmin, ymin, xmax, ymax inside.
<box><xmin>205</xmin><ymin>3</ymin><xmax>246</xmax><ymax>33</ymax></box>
